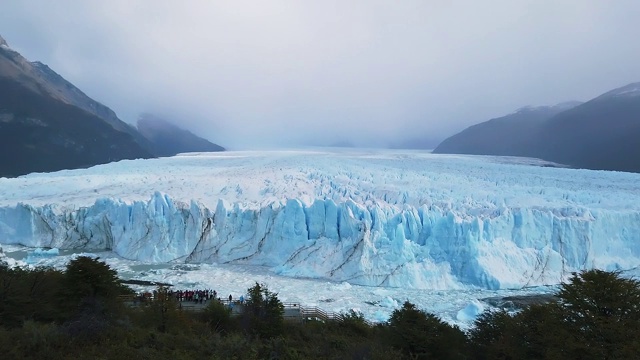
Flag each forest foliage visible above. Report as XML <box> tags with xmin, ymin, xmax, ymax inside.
<box><xmin>1</xmin><ymin>257</ymin><xmax>640</xmax><ymax>359</ymax></box>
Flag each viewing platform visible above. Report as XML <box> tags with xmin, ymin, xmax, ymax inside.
<box><xmin>118</xmin><ymin>295</ymin><xmax>374</xmax><ymax>326</ymax></box>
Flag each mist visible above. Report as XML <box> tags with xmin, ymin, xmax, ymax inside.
<box><xmin>1</xmin><ymin>0</ymin><xmax>639</xmax><ymax>149</ymax></box>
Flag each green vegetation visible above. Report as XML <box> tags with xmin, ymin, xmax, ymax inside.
<box><xmin>241</xmin><ymin>282</ymin><xmax>285</xmax><ymax>338</ymax></box>
<box><xmin>468</xmin><ymin>270</ymin><xmax>640</xmax><ymax>360</ymax></box>
<box><xmin>386</xmin><ymin>301</ymin><xmax>467</xmax><ymax>359</ymax></box>
<box><xmin>2</xmin><ymin>257</ymin><xmax>640</xmax><ymax>359</ymax></box>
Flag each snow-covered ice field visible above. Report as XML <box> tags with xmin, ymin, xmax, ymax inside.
<box><xmin>1</xmin><ymin>149</ymin><xmax>639</xmax><ymax>325</ymax></box>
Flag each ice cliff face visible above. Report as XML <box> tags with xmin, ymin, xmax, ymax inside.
<box><xmin>1</xmin><ymin>150</ymin><xmax>640</xmax><ymax>290</ymax></box>
<box><xmin>2</xmin><ymin>191</ymin><xmax>639</xmax><ymax>290</ymax></box>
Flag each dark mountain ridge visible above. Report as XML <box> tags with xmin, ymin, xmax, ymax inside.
<box><xmin>434</xmin><ymin>83</ymin><xmax>640</xmax><ymax>173</ymax></box>
<box><xmin>0</xmin><ymin>77</ymin><xmax>150</xmax><ymax>177</ymax></box>
<box><xmin>434</xmin><ymin>102</ymin><xmax>582</xmax><ymax>157</ymax></box>
<box><xmin>0</xmin><ymin>35</ymin><xmax>225</xmax><ymax>177</ymax></box>
<box><xmin>0</xmin><ymin>36</ymin><xmax>154</xmax><ymax>177</ymax></box>
<box><xmin>534</xmin><ymin>84</ymin><xmax>640</xmax><ymax>172</ymax></box>
<box><xmin>136</xmin><ymin>114</ymin><xmax>225</xmax><ymax>157</ymax></box>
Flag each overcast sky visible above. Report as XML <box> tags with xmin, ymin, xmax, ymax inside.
<box><xmin>1</xmin><ymin>1</ymin><xmax>639</xmax><ymax>149</ymax></box>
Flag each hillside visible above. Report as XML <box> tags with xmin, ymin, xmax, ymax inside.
<box><xmin>433</xmin><ymin>102</ymin><xmax>581</xmax><ymax>157</ymax></box>
<box><xmin>434</xmin><ymin>82</ymin><xmax>640</xmax><ymax>173</ymax></box>
<box><xmin>534</xmin><ymin>83</ymin><xmax>640</xmax><ymax>172</ymax></box>
<box><xmin>137</xmin><ymin>114</ymin><xmax>225</xmax><ymax>157</ymax></box>
<box><xmin>0</xmin><ymin>35</ymin><xmax>152</xmax><ymax>177</ymax></box>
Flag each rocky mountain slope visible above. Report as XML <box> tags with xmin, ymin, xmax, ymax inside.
<box><xmin>137</xmin><ymin>114</ymin><xmax>225</xmax><ymax>157</ymax></box>
<box><xmin>434</xmin><ymin>83</ymin><xmax>640</xmax><ymax>173</ymax></box>
<box><xmin>0</xmin><ymin>35</ymin><xmax>152</xmax><ymax>177</ymax></box>
<box><xmin>0</xmin><ymin>35</ymin><xmax>226</xmax><ymax>177</ymax></box>
<box><xmin>434</xmin><ymin>102</ymin><xmax>581</xmax><ymax>157</ymax></box>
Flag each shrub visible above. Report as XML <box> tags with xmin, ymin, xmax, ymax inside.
<box><xmin>337</xmin><ymin>309</ymin><xmax>371</xmax><ymax>336</ymax></box>
<box><xmin>202</xmin><ymin>298</ymin><xmax>234</xmax><ymax>334</ymax></box>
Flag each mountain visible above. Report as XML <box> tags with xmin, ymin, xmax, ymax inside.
<box><xmin>534</xmin><ymin>83</ymin><xmax>640</xmax><ymax>172</ymax></box>
<box><xmin>136</xmin><ymin>114</ymin><xmax>225</xmax><ymax>157</ymax></box>
<box><xmin>0</xmin><ymin>35</ymin><xmax>153</xmax><ymax>177</ymax></box>
<box><xmin>433</xmin><ymin>102</ymin><xmax>582</xmax><ymax>157</ymax></box>
<box><xmin>435</xmin><ymin>82</ymin><xmax>640</xmax><ymax>173</ymax></box>
<box><xmin>29</xmin><ymin>61</ymin><xmax>156</xmax><ymax>154</ymax></box>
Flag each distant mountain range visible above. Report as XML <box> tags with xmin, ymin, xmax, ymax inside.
<box><xmin>434</xmin><ymin>83</ymin><xmax>640</xmax><ymax>173</ymax></box>
<box><xmin>0</xmin><ymin>35</ymin><xmax>224</xmax><ymax>177</ymax></box>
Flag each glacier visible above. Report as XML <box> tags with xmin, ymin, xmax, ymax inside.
<box><xmin>1</xmin><ymin>149</ymin><xmax>639</xmax><ymax>290</ymax></box>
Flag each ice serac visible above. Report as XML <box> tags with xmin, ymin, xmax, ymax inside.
<box><xmin>1</xmin><ymin>192</ymin><xmax>639</xmax><ymax>290</ymax></box>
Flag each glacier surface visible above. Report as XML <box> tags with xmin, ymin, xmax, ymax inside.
<box><xmin>1</xmin><ymin>149</ymin><xmax>639</xmax><ymax>290</ymax></box>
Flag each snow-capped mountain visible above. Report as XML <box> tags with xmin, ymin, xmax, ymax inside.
<box><xmin>1</xmin><ymin>150</ymin><xmax>638</xmax><ymax>290</ymax></box>
<box><xmin>597</xmin><ymin>82</ymin><xmax>640</xmax><ymax>99</ymax></box>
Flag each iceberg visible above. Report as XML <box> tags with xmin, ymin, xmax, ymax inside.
<box><xmin>0</xmin><ymin>150</ymin><xmax>639</xmax><ymax>290</ymax></box>
<box><xmin>456</xmin><ymin>300</ymin><xmax>485</xmax><ymax>322</ymax></box>
<box><xmin>24</xmin><ymin>247</ymin><xmax>60</xmax><ymax>264</ymax></box>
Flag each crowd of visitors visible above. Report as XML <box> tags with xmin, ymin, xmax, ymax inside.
<box><xmin>169</xmin><ymin>289</ymin><xmax>218</xmax><ymax>303</ymax></box>
<box><xmin>133</xmin><ymin>288</ymin><xmax>246</xmax><ymax>306</ymax></box>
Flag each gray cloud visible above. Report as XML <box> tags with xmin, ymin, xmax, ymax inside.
<box><xmin>1</xmin><ymin>0</ymin><xmax>639</xmax><ymax>149</ymax></box>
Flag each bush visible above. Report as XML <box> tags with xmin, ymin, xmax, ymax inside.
<box><xmin>337</xmin><ymin>309</ymin><xmax>371</xmax><ymax>336</ymax></box>
<box><xmin>202</xmin><ymin>298</ymin><xmax>234</xmax><ymax>334</ymax></box>
<box><xmin>138</xmin><ymin>286</ymin><xmax>186</xmax><ymax>334</ymax></box>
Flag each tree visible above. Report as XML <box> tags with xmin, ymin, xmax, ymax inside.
<box><xmin>0</xmin><ymin>265</ymin><xmax>64</xmax><ymax>327</ymax></box>
<box><xmin>468</xmin><ymin>309</ymin><xmax>517</xmax><ymax>360</ymax></box>
<box><xmin>241</xmin><ymin>282</ymin><xmax>284</xmax><ymax>338</ymax></box>
<box><xmin>386</xmin><ymin>301</ymin><xmax>468</xmax><ymax>359</ymax></box>
<box><xmin>510</xmin><ymin>303</ymin><xmax>569</xmax><ymax>360</ymax></box>
<box><xmin>556</xmin><ymin>269</ymin><xmax>640</xmax><ymax>359</ymax></box>
<box><xmin>60</xmin><ymin>256</ymin><xmax>128</xmax><ymax>320</ymax></box>
<box><xmin>468</xmin><ymin>270</ymin><xmax>640</xmax><ymax>360</ymax></box>
<box><xmin>63</xmin><ymin>256</ymin><xmax>124</xmax><ymax>299</ymax></box>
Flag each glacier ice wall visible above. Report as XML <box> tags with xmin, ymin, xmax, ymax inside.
<box><xmin>1</xmin><ymin>192</ymin><xmax>639</xmax><ymax>290</ymax></box>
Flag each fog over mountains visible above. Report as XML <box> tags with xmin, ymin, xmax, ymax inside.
<box><xmin>1</xmin><ymin>29</ymin><xmax>639</xmax><ymax>176</ymax></box>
